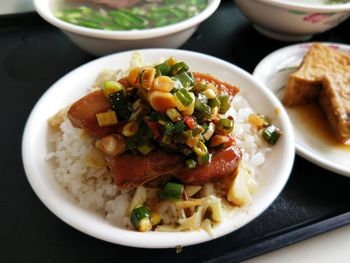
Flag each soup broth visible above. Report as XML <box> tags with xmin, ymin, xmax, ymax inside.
<box><xmin>56</xmin><ymin>0</ymin><xmax>208</xmax><ymax>30</ymax></box>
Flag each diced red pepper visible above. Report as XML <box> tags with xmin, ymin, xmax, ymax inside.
<box><xmin>146</xmin><ymin>121</ymin><xmax>161</xmax><ymax>139</ymax></box>
<box><xmin>183</xmin><ymin>116</ymin><xmax>196</xmax><ymax>129</ymax></box>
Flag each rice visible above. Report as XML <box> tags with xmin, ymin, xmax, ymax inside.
<box><xmin>46</xmin><ymin>54</ymin><xmax>271</xmax><ymax>233</ymax></box>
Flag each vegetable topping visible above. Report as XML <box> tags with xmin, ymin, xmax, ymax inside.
<box><xmin>87</xmin><ymin>57</ymin><xmax>244</xmax><ymax>166</ymax></box>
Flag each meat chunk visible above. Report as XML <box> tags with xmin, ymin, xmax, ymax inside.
<box><xmin>68</xmin><ymin>90</ymin><xmax>117</xmax><ymax>138</ymax></box>
<box><xmin>193</xmin><ymin>72</ymin><xmax>240</xmax><ymax>97</ymax></box>
<box><xmin>107</xmin><ymin>145</ymin><xmax>242</xmax><ymax>189</ymax></box>
<box><xmin>319</xmin><ymin>73</ymin><xmax>350</xmax><ymax>143</ymax></box>
<box><xmin>106</xmin><ymin>151</ymin><xmax>183</xmax><ymax>189</ymax></box>
<box><xmin>177</xmin><ymin>145</ymin><xmax>242</xmax><ymax>185</ymax></box>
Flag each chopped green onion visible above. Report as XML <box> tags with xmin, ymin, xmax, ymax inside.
<box><xmin>172</xmin><ymin>71</ymin><xmax>194</xmax><ymax>88</ymax></box>
<box><xmin>219</xmin><ymin>95</ymin><xmax>230</xmax><ymax>114</ymax></box>
<box><xmin>186</xmin><ymin>159</ymin><xmax>197</xmax><ymax>169</ymax></box>
<box><xmin>202</xmin><ymin>88</ymin><xmax>216</xmax><ymax>99</ymax></box>
<box><xmin>155</xmin><ymin>62</ymin><xmax>171</xmax><ymax>76</ymax></box>
<box><xmin>182</xmin><ymin>130</ymin><xmax>193</xmax><ymax>140</ymax></box>
<box><xmin>170</xmin><ymin>62</ymin><xmax>189</xmax><ymax>75</ymax></box>
<box><xmin>203</xmin><ymin>122</ymin><xmax>215</xmax><ymax>140</ymax></box>
<box><xmin>197</xmin><ymin>93</ymin><xmax>208</xmax><ymax>104</ymax></box>
<box><xmin>176</xmin><ymin>88</ymin><xmax>193</xmax><ymax>106</ymax></box>
<box><xmin>137</xmin><ymin>141</ymin><xmax>155</xmax><ymax>155</ymax></box>
<box><xmin>263</xmin><ymin>125</ymin><xmax>281</xmax><ymax>145</ymax></box>
<box><xmin>103</xmin><ymin>80</ymin><xmax>124</xmax><ymax>97</ymax></box>
<box><xmin>164</xmin><ymin>121</ymin><xmax>175</xmax><ymax>135</ymax></box>
<box><xmin>130</xmin><ymin>206</ymin><xmax>152</xmax><ymax>232</ymax></box>
<box><xmin>198</xmin><ymin>152</ymin><xmax>210</xmax><ymax>165</ymax></box>
<box><xmin>192</xmin><ymin>126</ymin><xmax>204</xmax><ymax>136</ymax></box>
<box><xmin>195</xmin><ymin>97</ymin><xmax>211</xmax><ymax>118</ymax></box>
<box><xmin>193</xmin><ymin>141</ymin><xmax>208</xmax><ymax>157</ymax></box>
<box><xmin>174</xmin><ymin>121</ymin><xmax>186</xmax><ymax>133</ymax></box>
<box><xmin>109</xmin><ymin>91</ymin><xmax>131</xmax><ymax>121</ymax></box>
<box><xmin>162</xmin><ymin>182</ymin><xmax>184</xmax><ymax>200</ymax></box>
<box><xmin>209</xmin><ymin>97</ymin><xmax>221</xmax><ymax>108</ymax></box>
<box><xmin>166</xmin><ymin>108</ymin><xmax>182</xmax><ymax>122</ymax></box>
<box><xmin>218</xmin><ymin>118</ymin><xmax>234</xmax><ymax>132</ymax></box>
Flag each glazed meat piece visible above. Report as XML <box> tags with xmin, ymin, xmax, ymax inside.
<box><xmin>68</xmin><ymin>90</ymin><xmax>117</xmax><ymax>138</ymax></box>
<box><xmin>107</xmin><ymin>145</ymin><xmax>242</xmax><ymax>189</ymax></box>
<box><xmin>193</xmin><ymin>72</ymin><xmax>240</xmax><ymax>97</ymax></box>
<box><xmin>177</xmin><ymin>145</ymin><xmax>242</xmax><ymax>185</ymax></box>
<box><xmin>66</xmin><ymin>0</ymin><xmax>140</xmax><ymax>9</ymax></box>
<box><xmin>319</xmin><ymin>73</ymin><xmax>350</xmax><ymax>143</ymax></box>
<box><xmin>106</xmin><ymin>151</ymin><xmax>183</xmax><ymax>189</ymax></box>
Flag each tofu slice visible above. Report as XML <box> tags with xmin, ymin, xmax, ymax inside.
<box><xmin>283</xmin><ymin>43</ymin><xmax>350</xmax><ymax>107</ymax></box>
<box><xmin>319</xmin><ymin>73</ymin><xmax>350</xmax><ymax>143</ymax></box>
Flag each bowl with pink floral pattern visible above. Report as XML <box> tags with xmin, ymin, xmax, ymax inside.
<box><xmin>235</xmin><ymin>0</ymin><xmax>350</xmax><ymax>41</ymax></box>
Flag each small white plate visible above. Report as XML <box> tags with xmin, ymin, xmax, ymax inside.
<box><xmin>253</xmin><ymin>42</ymin><xmax>350</xmax><ymax>177</ymax></box>
<box><xmin>22</xmin><ymin>49</ymin><xmax>294</xmax><ymax>248</ymax></box>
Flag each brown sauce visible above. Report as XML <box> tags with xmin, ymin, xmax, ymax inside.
<box><xmin>288</xmin><ymin>102</ymin><xmax>350</xmax><ymax>151</ymax></box>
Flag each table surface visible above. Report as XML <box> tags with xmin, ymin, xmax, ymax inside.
<box><xmin>1</xmin><ymin>1</ymin><xmax>350</xmax><ymax>262</ymax></box>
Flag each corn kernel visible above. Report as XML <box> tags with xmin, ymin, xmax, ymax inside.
<box><xmin>150</xmin><ymin>211</ymin><xmax>161</xmax><ymax>226</ymax></box>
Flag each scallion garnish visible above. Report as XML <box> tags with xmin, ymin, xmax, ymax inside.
<box><xmin>137</xmin><ymin>141</ymin><xmax>155</xmax><ymax>155</ymax></box>
<box><xmin>186</xmin><ymin>159</ymin><xmax>197</xmax><ymax>169</ymax></box>
<box><xmin>219</xmin><ymin>95</ymin><xmax>230</xmax><ymax>114</ymax></box>
<box><xmin>170</xmin><ymin>62</ymin><xmax>189</xmax><ymax>75</ymax></box>
<box><xmin>174</xmin><ymin>121</ymin><xmax>186</xmax><ymax>133</ymax></box>
<box><xmin>193</xmin><ymin>141</ymin><xmax>208</xmax><ymax>157</ymax></box>
<box><xmin>263</xmin><ymin>125</ymin><xmax>281</xmax><ymax>145</ymax></box>
<box><xmin>155</xmin><ymin>62</ymin><xmax>171</xmax><ymax>76</ymax></box>
<box><xmin>162</xmin><ymin>182</ymin><xmax>184</xmax><ymax>200</ymax></box>
<box><xmin>176</xmin><ymin>88</ymin><xmax>193</xmax><ymax>106</ymax></box>
<box><xmin>218</xmin><ymin>118</ymin><xmax>234</xmax><ymax>132</ymax></box>
<box><xmin>109</xmin><ymin>91</ymin><xmax>131</xmax><ymax>121</ymax></box>
<box><xmin>130</xmin><ymin>206</ymin><xmax>152</xmax><ymax>232</ymax></box>
<box><xmin>164</xmin><ymin>121</ymin><xmax>175</xmax><ymax>136</ymax></box>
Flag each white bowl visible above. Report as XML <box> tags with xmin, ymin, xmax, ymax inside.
<box><xmin>22</xmin><ymin>49</ymin><xmax>295</xmax><ymax>248</ymax></box>
<box><xmin>33</xmin><ymin>0</ymin><xmax>220</xmax><ymax>56</ymax></box>
<box><xmin>235</xmin><ymin>0</ymin><xmax>350</xmax><ymax>41</ymax></box>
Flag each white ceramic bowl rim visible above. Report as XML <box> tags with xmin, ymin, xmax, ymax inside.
<box><xmin>33</xmin><ymin>0</ymin><xmax>220</xmax><ymax>40</ymax></box>
<box><xmin>22</xmin><ymin>48</ymin><xmax>295</xmax><ymax>248</ymax></box>
<box><xmin>256</xmin><ymin>0</ymin><xmax>350</xmax><ymax>12</ymax></box>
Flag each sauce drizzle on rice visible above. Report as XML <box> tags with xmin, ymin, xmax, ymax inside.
<box><xmin>47</xmin><ymin>53</ymin><xmax>276</xmax><ymax>234</ymax></box>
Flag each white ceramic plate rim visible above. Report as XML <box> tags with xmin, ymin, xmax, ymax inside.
<box><xmin>22</xmin><ymin>48</ymin><xmax>295</xmax><ymax>248</ymax></box>
<box><xmin>253</xmin><ymin>42</ymin><xmax>350</xmax><ymax>177</ymax></box>
<box><xmin>257</xmin><ymin>0</ymin><xmax>350</xmax><ymax>12</ymax></box>
<box><xmin>33</xmin><ymin>0</ymin><xmax>220</xmax><ymax>40</ymax></box>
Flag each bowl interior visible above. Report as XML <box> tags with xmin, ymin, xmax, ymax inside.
<box><xmin>34</xmin><ymin>0</ymin><xmax>221</xmax><ymax>40</ymax></box>
<box><xmin>22</xmin><ymin>49</ymin><xmax>295</xmax><ymax>248</ymax></box>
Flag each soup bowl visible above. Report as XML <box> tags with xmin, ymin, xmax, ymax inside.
<box><xmin>33</xmin><ymin>0</ymin><xmax>220</xmax><ymax>56</ymax></box>
<box><xmin>235</xmin><ymin>0</ymin><xmax>350</xmax><ymax>41</ymax></box>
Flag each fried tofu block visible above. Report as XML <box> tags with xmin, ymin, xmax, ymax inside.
<box><xmin>319</xmin><ymin>73</ymin><xmax>350</xmax><ymax>143</ymax></box>
<box><xmin>283</xmin><ymin>43</ymin><xmax>350</xmax><ymax>107</ymax></box>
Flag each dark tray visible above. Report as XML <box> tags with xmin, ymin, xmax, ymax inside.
<box><xmin>1</xmin><ymin>1</ymin><xmax>350</xmax><ymax>263</ymax></box>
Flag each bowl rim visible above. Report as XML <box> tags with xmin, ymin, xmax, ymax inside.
<box><xmin>21</xmin><ymin>48</ymin><xmax>295</xmax><ymax>248</ymax></box>
<box><xmin>33</xmin><ymin>0</ymin><xmax>220</xmax><ymax>40</ymax></box>
<box><xmin>255</xmin><ymin>0</ymin><xmax>350</xmax><ymax>12</ymax></box>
